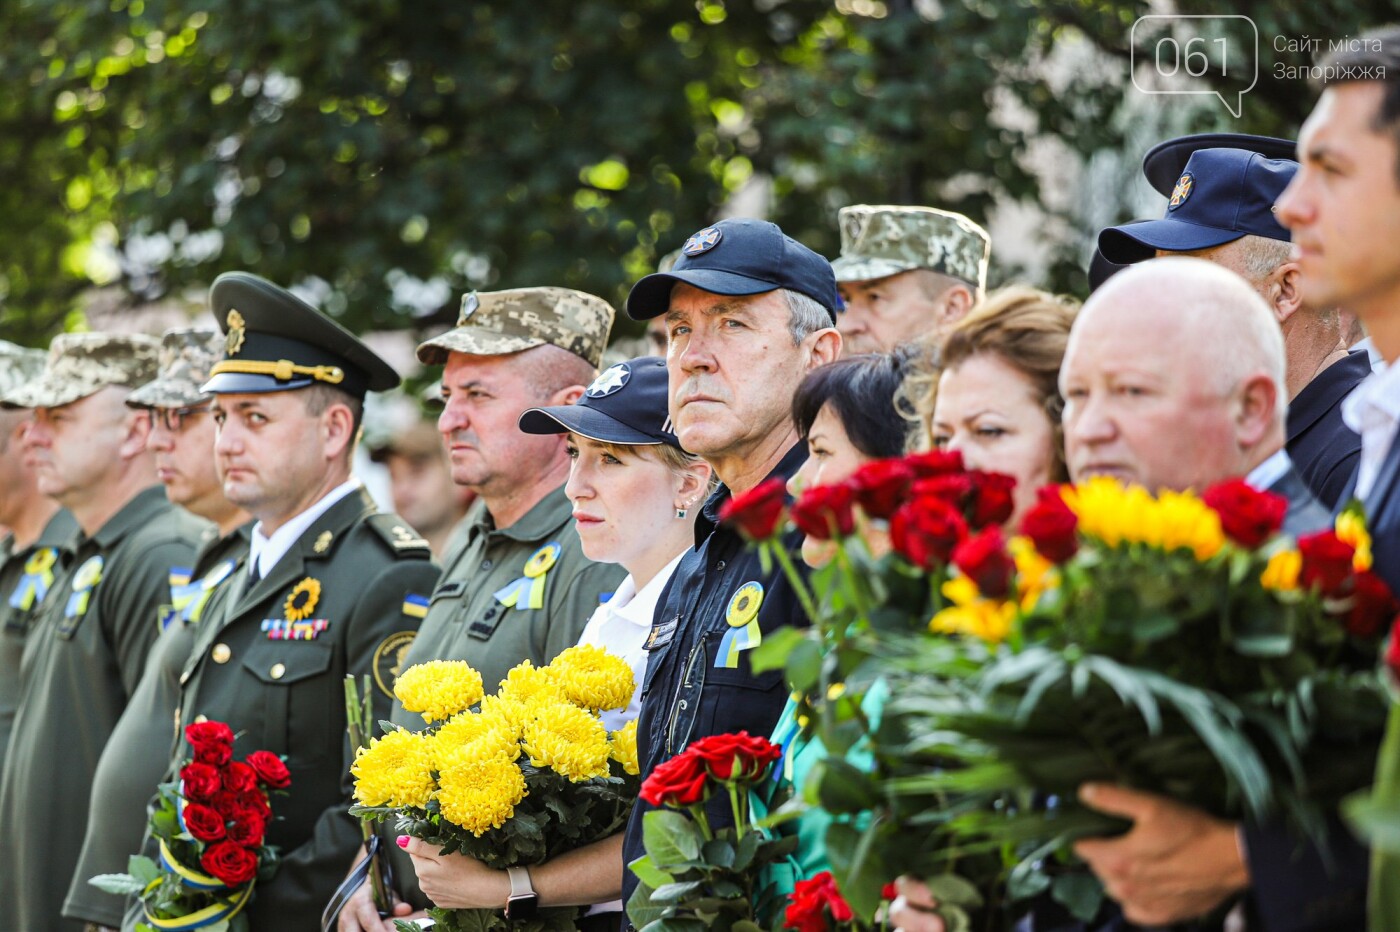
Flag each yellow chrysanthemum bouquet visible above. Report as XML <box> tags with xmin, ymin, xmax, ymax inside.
<box><xmin>349</xmin><ymin>646</ymin><xmax>640</xmax><ymax>932</ymax></box>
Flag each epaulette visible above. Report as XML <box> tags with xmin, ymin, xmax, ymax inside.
<box><xmin>365</xmin><ymin>514</ymin><xmax>433</xmax><ymax>556</ymax></box>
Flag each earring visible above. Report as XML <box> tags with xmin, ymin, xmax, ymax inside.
<box><xmin>675</xmin><ymin>507</ymin><xmax>688</xmax><ymax>519</ymax></box>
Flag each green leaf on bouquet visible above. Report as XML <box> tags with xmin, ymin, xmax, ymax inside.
<box><xmin>643</xmin><ymin>809</ymin><xmax>702</xmax><ymax>864</ymax></box>
<box><xmin>785</xmin><ymin>638</ymin><xmax>824</xmax><ymax>694</ymax></box>
<box><xmin>1344</xmin><ymin>786</ymin><xmax>1400</xmax><ymax>851</ymax></box>
<box><xmin>812</xmin><ymin>756</ymin><xmax>878</xmax><ymax>813</ymax></box>
<box><xmin>701</xmin><ymin>838</ymin><xmax>735</xmax><ymax>868</ymax></box>
<box><xmin>650</xmin><ymin>880</ymin><xmax>706</xmax><ymax>903</ymax></box>
<box><xmin>749</xmin><ymin>625</ymin><xmax>805</xmax><ymax>674</ymax></box>
<box><xmin>645</xmin><ymin>919</ymin><xmax>708</xmax><ymax>932</ymax></box>
<box><xmin>936</xmin><ymin>905</ymin><xmax>973</xmax><ymax>932</ymax></box>
<box><xmin>922</xmin><ymin>873</ymin><xmax>985</xmax><ymax>909</ymax></box>
<box><xmin>628</xmin><ymin>854</ymin><xmax>674</xmax><ymax>890</ymax></box>
<box><xmin>88</xmin><ymin>873</ymin><xmax>146</xmax><ymax>896</ymax></box>
<box><xmin>1051</xmin><ymin>870</ymin><xmax>1105</xmax><ymax>921</ymax></box>
<box><xmin>129</xmin><ymin>854</ymin><xmax>161</xmax><ymax>886</ymax></box>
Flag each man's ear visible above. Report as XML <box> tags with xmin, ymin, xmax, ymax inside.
<box><xmin>938</xmin><ymin>284</ymin><xmax>976</xmax><ymax>330</ymax></box>
<box><xmin>806</xmin><ymin>328</ymin><xmax>843</xmax><ymax>370</ymax></box>
<box><xmin>321</xmin><ymin>403</ymin><xmax>357</xmax><ymax>462</ymax></box>
<box><xmin>119</xmin><ymin>408</ymin><xmax>152</xmax><ymax>460</ymax></box>
<box><xmin>1269</xmin><ymin>261</ymin><xmax>1303</xmax><ymax>326</ymax></box>
<box><xmin>549</xmin><ymin>385</ymin><xmax>586</xmax><ymax>407</ymax></box>
<box><xmin>1236</xmin><ymin>372</ymin><xmax>1279</xmax><ymax>447</ymax></box>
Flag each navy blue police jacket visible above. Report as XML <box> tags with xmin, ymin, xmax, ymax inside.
<box><xmin>1286</xmin><ymin>349</ymin><xmax>1370</xmax><ymax>510</ymax></box>
<box><xmin>620</xmin><ymin>443</ymin><xmax>810</xmax><ymax>921</ymax></box>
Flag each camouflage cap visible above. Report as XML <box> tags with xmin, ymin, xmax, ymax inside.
<box><xmin>831</xmin><ymin>205</ymin><xmax>991</xmax><ymax>291</ymax></box>
<box><xmin>416</xmin><ymin>287</ymin><xmax>615</xmax><ymax>368</ymax></box>
<box><xmin>127</xmin><ymin>328</ymin><xmax>223</xmax><ymax>409</ymax></box>
<box><xmin>2</xmin><ymin>332</ymin><xmax>160</xmax><ymax>410</ymax></box>
<box><xmin>0</xmin><ymin>340</ymin><xmax>47</xmax><ymax>400</ymax></box>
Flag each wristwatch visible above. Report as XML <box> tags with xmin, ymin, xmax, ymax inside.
<box><xmin>505</xmin><ymin>865</ymin><xmax>540</xmax><ymax>920</ymax></box>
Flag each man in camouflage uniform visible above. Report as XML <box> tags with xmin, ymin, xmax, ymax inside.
<box><xmin>339</xmin><ymin>287</ymin><xmax>626</xmax><ymax>930</ymax></box>
<box><xmin>144</xmin><ymin>273</ymin><xmax>442</xmax><ymax>931</ymax></box>
<box><xmin>66</xmin><ymin>328</ymin><xmax>253</xmax><ymax>929</ymax></box>
<box><xmin>831</xmin><ymin>204</ymin><xmax>991</xmax><ymax>354</ymax></box>
<box><xmin>0</xmin><ymin>340</ymin><xmax>76</xmax><ymax>776</ymax></box>
<box><xmin>0</xmin><ymin>333</ymin><xmax>208</xmax><ymax>931</ymax></box>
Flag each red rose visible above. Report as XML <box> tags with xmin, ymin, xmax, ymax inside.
<box><xmin>891</xmin><ymin>496</ymin><xmax>968</xmax><ymax>570</ymax></box>
<box><xmin>953</xmin><ymin>527</ymin><xmax>1017</xmax><ymax>598</ymax></box>
<box><xmin>784</xmin><ymin>871</ymin><xmax>855</xmax><ymax>932</ymax></box>
<box><xmin>180</xmin><ymin>762</ymin><xmax>223</xmax><ymax>801</ymax></box>
<box><xmin>182</xmin><ymin>802</ymin><xmax>227</xmax><ymax>843</ymax></box>
<box><xmin>1386</xmin><ymin>619</ymin><xmax>1400</xmax><ymax>681</ymax></box>
<box><xmin>1298</xmin><ymin>530</ymin><xmax>1357</xmax><ymax>597</ymax></box>
<box><xmin>847</xmin><ymin>459</ymin><xmax>915</xmax><ymax>520</ymax></box>
<box><xmin>221</xmin><ymin>761</ymin><xmax>258</xmax><ymax>795</ymax></box>
<box><xmin>1020</xmin><ymin>486</ymin><xmax>1080</xmax><ymax>563</ymax></box>
<box><xmin>226</xmin><ymin>808</ymin><xmax>267</xmax><ymax>847</ymax></box>
<box><xmin>881</xmin><ymin>881</ymin><xmax>899</xmax><ymax>901</ymax></box>
<box><xmin>1202</xmin><ymin>479</ymin><xmax>1288</xmax><ymax>549</ymax></box>
<box><xmin>244</xmin><ymin>750</ymin><xmax>292</xmax><ymax>789</ymax></box>
<box><xmin>210</xmin><ymin>790</ymin><xmax>245</xmax><ymax>819</ymax></box>
<box><xmin>200</xmin><ymin>839</ymin><xmax>259</xmax><ymax>887</ymax></box>
<box><xmin>185</xmin><ymin>720</ymin><xmax>234</xmax><ymax>748</ymax></box>
<box><xmin>638</xmin><ymin>750</ymin><xmax>712</xmax><ymax>809</ymax></box>
<box><xmin>1346</xmin><ymin>570</ymin><xmax>1400</xmax><ymax>639</ymax></box>
<box><xmin>718</xmin><ymin>477</ymin><xmax>788</xmax><ymax>541</ymax></box>
<box><xmin>912</xmin><ymin>474</ymin><xmax>974</xmax><ymax>510</ymax></box>
<box><xmin>791</xmin><ymin>484</ymin><xmax>857</xmax><ymax>541</ymax></box>
<box><xmin>687</xmin><ymin>731</ymin><xmax>782</xmax><ymax>783</ymax></box>
<box><xmin>904</xmin><ymin>449</ymin><xmax>965</xmax><ymax>479</ymax></box>
<box><xmin>967</xmin><ymin>471</ymin><xmax>1017</xmax><ymax>529</ymax></box>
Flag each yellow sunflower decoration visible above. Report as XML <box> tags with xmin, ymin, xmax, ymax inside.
<box><xmin>394</xmin><ymin>660</ymin><xmax>485</xmax><ymax>724</ymax></box>
<box><xmin>546</xmin><ymin>644</ymin><xmax>636</xmax><ymax>712</ymax></box>
<box><xmin>284</xmin><ymin>577</ymin><xmax>322</xmax><ymax>621</ymax></box>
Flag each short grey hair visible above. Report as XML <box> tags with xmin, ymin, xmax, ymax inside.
<box><xmin>783</xmin><ymin>289</ymin><xmax>833</xmax><ymax>344</ymax></box>
<box><xmin>1236</xmin><ymin>235</ymin><xmax>1295</xmax><ymax>284</ymax></box>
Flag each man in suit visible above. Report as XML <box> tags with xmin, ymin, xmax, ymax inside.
<box><xmin>1099</xmin><ymin>135</ymin><xmax>1368</xmax><ymax>509</ymax></box>
<box><xmin>1277</xmin><ymin>24</ymin><xmax>1400</xmax><ymax>931</ymax></box>
<box><xmin>159</xmin><ymin>273</ymin><xmax>441</xmax><ymax>931</ymax></box>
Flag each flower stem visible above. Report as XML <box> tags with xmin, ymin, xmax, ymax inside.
<box><xmin>769</xmin><ymin>540</ymin><xmax>819</xmax><ymax>623</ymax></box>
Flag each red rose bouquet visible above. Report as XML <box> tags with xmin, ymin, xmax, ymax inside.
<box><xmin>90</xmin><ymin>720</ymin><xmax>289</xmax><ymax>931</ymax></box>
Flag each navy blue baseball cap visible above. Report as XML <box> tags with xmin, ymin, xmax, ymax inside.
<box><xmin>518</xmin><ymin>356</ymin><xmax>681</xmax><ymax>448</ymax></box>
<box><xmin>1142</xmin><ymin>133</ymin><xmax>1296</xmax><ymax>197</ymax></box>
<box><xmin>625</xmin><ymin>217</ymin><xmax>840</xmax><ymax>323</ymax></box>
<box><xmin>1098</xmin><ymin>148</ymin><xmax>1297</xmax><ymax>265</ymax></box>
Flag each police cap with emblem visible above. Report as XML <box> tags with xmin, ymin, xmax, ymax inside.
<box><xmin>201</xmin><ymin>271</ymin><xmax>400</xmax><ymax>397</ymax></box>
<box><xmin>1140</xmin><ymin>132</ymin><xmax>1295</xmax><ymax>197</ymax></box>
<box><xmin>625</xmin><ymin>217</ymin><xmax>840</xmax><ymax>324</ymax></box>
<box><xmin>517</xmin><ymin>356</ymin><xmax>681</xmax><ymax>448</ymax></box>
<box><xmin>1097</xmin><ymin>147</ymin><xmax>1297</xmax><ymax>265</ymax></box>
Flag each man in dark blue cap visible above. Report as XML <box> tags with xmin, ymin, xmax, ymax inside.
<box><xmin>1098</xmin><ymin>136</ymin><xmax>1369</xmax><ymax>509</ymax></box>
<box><xmin>157</xmin><ymin>272</ymin><xmax>441</xmax><ymax>932</ymax></box>
<box><xmin>618</xmin><ymin>217</ymin><xmax>842</xmax><ymax>923</ymax></box>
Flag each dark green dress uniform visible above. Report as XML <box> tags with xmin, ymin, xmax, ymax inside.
<box><xmin>64</xmin><ymin>522</ymin><xmax>252</xmax><ymax>927</ymax></box>
<box><xmin>0</xmin><ymin>508</ymin><xmax>76</xmax><ymax>777</ymax></box>
<box><xmin>0</xmin><ymin>485</ymin><xmax>206</xmax><ymax>931</ymax></box>
<box><xmin>384</xmin><ymin>486</ymin><xmax>626</xmax><ymax>906</ymax></box>
<box><xmin>173</xmin><ymin>488</ymin><xmax>439</xmax><ymax>930</ymax></box>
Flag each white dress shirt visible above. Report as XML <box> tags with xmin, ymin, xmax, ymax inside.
<box><xmin>1244</xmin><ymin>448</ymin><xmax>1292</xmax><ymax>494</ymax></box>
<box><xmin>1342</xmin><ymin>360</ymin><xmax>1400</xmax><ymax>503</ymax></box>
<box><xmin>247</xmin><ymin>478</ymin><xmax>363</xmax><ymax>581</ymax></box>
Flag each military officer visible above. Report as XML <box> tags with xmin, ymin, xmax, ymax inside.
<box><xmin>831</xmin><ymin>204</ymin><xmax>991</xmax><ymax>354</ymax></box>
<box><xmin>65</xmin><ymin>328</ymin><xmax>252</xmax><ymax>929</ymax></box>
<box><xmin>339</xmin><ymin>287</ymin><xmax>626</xmax><ymax>930</ymax></box>
<box><xmin>0</xmin><ymin>340</ymin><xmax>76</xmax><ymax>775</ymax></box>
<box><xmin>0</xmin><ymin>332</ymin><xmax>207</xmax><ymax>932</ymax></box>
<box><xmin>148</xmin><ymin>273</ymin><xmax>441</xmax><ymax>931</ymax></box>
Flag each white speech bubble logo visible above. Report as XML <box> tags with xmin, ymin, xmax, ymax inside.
<box><xmin>1130</xmin><ymin>15</ymin><xmax>1259</xmax><ymax>119</ymax></box>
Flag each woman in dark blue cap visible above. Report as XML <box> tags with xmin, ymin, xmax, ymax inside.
<box><xmin>401</xmin><ymin>356</ymin><xmax>710</xmax><ymax>925</ymax></box>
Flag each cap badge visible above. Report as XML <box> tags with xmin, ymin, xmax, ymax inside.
<box><xmin>225</xmin><ymin>310</ymin><xmax>247</xmax><ymax>356</ymax></box>
<box><xmin>682</xmin><ymin>226</ymin><xmax>723</xmax><ymax>256</ymax></box>
<box><xmin>1168</xmin><ymin>171</ymin><xmax>1194</xmax><ymax>210</ymax></box>
<box><xmin>458</xmin><ymin>291</ymin><xmax>480</xmax><ymax>324</ymax></box>
<box><xmin>586</xmin><ymin>363</ymin><xmax>630</xmax><ymax>398</ymax></box>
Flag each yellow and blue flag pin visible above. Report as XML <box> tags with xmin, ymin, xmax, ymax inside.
<box><xmin>402</xmin><ymin>593</ymin><xmax>429</xmax><ymax>618</ymax></box>
<box><xmin>494</xmin><ymin>542</ymin><xmax>562</xmax><ymax>611</ymax></box>
<box><xmin>716</xmin><ymin>581</ymin><xmax>764</xmax><ymax>668</ymax></box>
<box><xmin>181</xmin><ymin>560</ymin><xmax>237</xmax><ymax>625</ymax></box>
<box><xmin>8</xmin><ymin>547</ymin><xmax>57</xmax><ymax>611</ymax></box>
<box><xmin>64</xmin><ymin>555</ymin><xmax>104</xmax><ymax>619</ymax></box>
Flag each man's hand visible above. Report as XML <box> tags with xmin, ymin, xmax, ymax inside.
<box><xmin>402</xmin><ymin>836</ymin><xmax>511</xmax><ymax>910</ymax></box>
<box><xmin>887</xmin><ymin>875</ymin><xmax>946</xmax><ymax>932</ymax></box>
<box><xmin>335</xmin><ymin>859</ymin><xmax>420</xmax><ymax>932</ymax></box>
<box><xmin>1073</xmin><ymin>782</ymin><xmax>1250</xmax><ymax>926</ymax></box>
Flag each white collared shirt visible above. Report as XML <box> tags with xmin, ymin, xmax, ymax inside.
<box><xmin>577</xmin><ymin>551</ymin><xmax>685</xmax><ymax>733</ymax></box>
<box><xmin>1342</xmin><ymin>360</ymin><xmax>1400</xmax><ymax>503</ymax></box>
<box><xmin>1354</xmin><ymin>337</ymin><xmax>1387</xmax><ymax>374</ymax></box>
<box><xmin>247</xmin><ymin>478</ymin><xmax>363</xmax><ymax>581</ymax></box>
<box><xmin>1244</xmin><ymin>448</ymin><xmax>1292</xmax><ymax>494</ymax></box>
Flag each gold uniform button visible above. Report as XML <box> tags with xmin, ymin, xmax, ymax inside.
<box><xmin>194</xmin><ymin>714</ymin><xmax>209</xmax><ymax>724</ymax></box>
<box><xmin>212</xmin><ymin>643</ymin><xmax>232</xmax><ymax>664</ymax></box>
<box><xmin>270</xmin><ymin>662</ymin><xmax>286</xmax><ymax>680</ymax></box>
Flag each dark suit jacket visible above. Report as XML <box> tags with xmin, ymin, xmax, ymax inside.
<box><xmin>1286</xmin><ymin>350</ymin><xmax>1369</xmax><ymax>510</ymax></box>
<box><xmin>1270</xmin><ymin>465</ymin><xmax>1332</xmax><ymax>536</ymax></box>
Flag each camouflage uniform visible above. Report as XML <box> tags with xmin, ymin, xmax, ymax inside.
<box><xmin>0</xmin><ymin>333</ymin><xmax>207</xmax><ymax>932</ymax></box>
<box><xmin>0</xmin><ymin>341</ymin><xmax>76</xmax><ymax>779</ymax></box>
<box><xmin>830</xmin><ymin>204</ymin><xmax>992</xmax><ymax>292</ymax></box>
<box><xmin>385</xmin><ymin>287</ymin><xmax>626</xmax><ymax>907</ymax></box>
<box><xmin>64</xmin><ymin>328</ymin><xmax>236</xmax><ymax>928</ymax></box>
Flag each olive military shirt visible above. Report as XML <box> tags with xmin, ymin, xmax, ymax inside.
<box><xmin>172</xmin><ymin>488</ymin><xmax>440</xmax><ymax>931</ymax></box>
<box><xmin>0</xmin><ymin>508</ymin><xmax>76</xmax><ymax>778</ymax></box>
<box><xmin>385</xmin><ymin>484</ymin><xmax>626</xmax><ymax>906</ymax></box>
<box><xmin>64</xmin><ymin>522</ymin><xmax>252</xmax><ymax>927</ymax></box>
<box><xmin>0</xmin><ymin>486</ymin><xmax>206</xmax><ymax>932</ymax></box>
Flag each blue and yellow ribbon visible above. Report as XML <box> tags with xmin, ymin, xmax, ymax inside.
<box><xmin>181</xmin><ymin>560</ymin><xmax>237</xmax><ymax>626</ymax></box>
<box><xmin>401</xmin><ymin>593</ymin><xmax>429</xmax><ymax>618</ymax></box>
<box><xmin>716</xmin><ymin>581</ymin><xmax>764</xmax><ymax>668</ymax></box>
<box><xmin>156</xmin><ymin>836</ymin><xmax>229</xmax><ymax>893</ymax></box>
<box><xmin>64</xmin><ymin>555</ymin><xmax>104</xmax><ymax>619</ymax></box>
<box><xmin>493</xmin><ymin>542</ymin><xmax>561</xmax><ymax>611</ymax></box>
<box><xmin>7</xmin><ymin>547</ymin><xmax>57</xmax><ymax>611</ymax></box>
